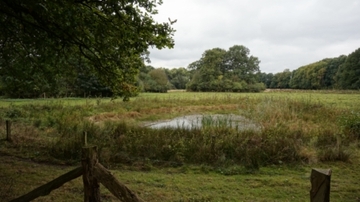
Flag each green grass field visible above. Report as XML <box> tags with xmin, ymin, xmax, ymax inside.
<box><xmin>1</xmin><ymin>90</ymin><xmax>360</xmax><ymax>109</ymax></box>
<box><xmin>1</xmin><ymin>155</ymin><xmax>359</xmax><ymax>202</ymax></box>
<box><xmin>0</xmin><ymin>90</ymin><xmax>359</xmax><ymax>201</ymax></box>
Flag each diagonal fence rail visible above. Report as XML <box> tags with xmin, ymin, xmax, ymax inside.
<box><xmin>10</xmin><ymin>167</ymin><xmax>83</xmax><ymax>202</ymax></box>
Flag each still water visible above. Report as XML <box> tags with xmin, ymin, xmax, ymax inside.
<box><xmin>147</xmin><ymin>114</ymin><xmax>260</xmax><ymax>131</ymax></box>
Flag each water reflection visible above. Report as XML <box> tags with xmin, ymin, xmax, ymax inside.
<box><xmin>147</xmin><ymin>114</ymin><xmax>260</xmax><ymax>131</ymax></box>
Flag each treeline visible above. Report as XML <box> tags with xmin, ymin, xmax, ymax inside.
<box><xmin>0</xmin><ymin>62</ymin><xmax>190</xmax><ymax>97</ymax></box>
<box><xmin>0</xmin><ymin>60</ymin><xmax>114</xmax><ymax>98</ymax></box>
<box><xmin>140</xmin><ymin>46</ymin><xmax>360</xmax><ymax>92</ymax></box>
<box><xmin>1</xmin><ymin>46</ymin><xmax>359</xmax><ymax>98</ymax></box>
<box><xmin>260</xmin><ymin>47</ymin><xmax>360</xmax><ymax>90</ymax></box>
<box><xmin>138</xmin><ymin>66</ymin><xmax>190</xmax><ymax>93</ymax></box>
<box><xmin>0</xmin><ymin>44</ymin><xmax>265</xmax><ymax>97</ymax></box>
<box><xmin>138</xmin><ymin>45</ymin><xmax>265</xmax><ymax>93</ymax></box>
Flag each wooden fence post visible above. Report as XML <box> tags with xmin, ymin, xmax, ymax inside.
<box><xmin>310</xmin><ymin>168</ymin><xmax>331</xmax><ymax>202</ymax></box>
<box><xmin>6</xmin><ymin>120</ymin><xmax>12</xmax><ymax>142</ymax></box>
<box><xmin>82</xmin><ymin>146</ymin><xmax>100</xmax><ymax>202</ymax></box>
<box><xmin>10</xmin><ymin>139</ymin><xmax>144</xmax><ymax>202</ymax></box>
<box><xmin>82</xmin><ymin>131</ymin><xmax>88</xmax><ymax>146</ymax></box>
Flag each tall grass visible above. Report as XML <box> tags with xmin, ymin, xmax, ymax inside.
<box><xmin>0</xmin><ymin>92</ymin><xmax>359</xmax><ymax>169</ymax></box>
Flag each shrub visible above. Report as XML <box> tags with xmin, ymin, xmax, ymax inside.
<box><xmin>247</xmin><ymin>82</ymin><xmax>266</xmax><ymax>92</ymax></box>
<box><xmin>3</xmin><ymin>106</ymin><xmax>23</xmax><ymax>120</ymax></box>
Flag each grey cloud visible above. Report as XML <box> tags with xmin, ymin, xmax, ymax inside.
<box><xmin>148</xmin><ymin>0</ymin><xmax>360</xmax><ymax>73</ymax></box>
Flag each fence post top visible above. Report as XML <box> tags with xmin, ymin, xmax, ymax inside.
<box><xmin>312</xmin><ymin>168</ymin><xmax>332</xmax><ymax>176</ymax></box>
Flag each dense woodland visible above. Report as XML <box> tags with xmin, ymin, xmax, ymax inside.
<box><xmin>141</xmin><ymin>46</ymin><xmax>360</xmax><ymax>92</ymax></box>
<box><xmin>262</xmin><ymin>47</ymin><xmax>360</xmax><ymax>90</ymax></box>
<box><xmin>1</xmin><ymin>46</ymin><xmax>359</xmax><ymax>98</ymax></box>
<box><xmin>0</xmin><ymin>1</ymin><xmax>359</xmax><ymax>98</ymax></box>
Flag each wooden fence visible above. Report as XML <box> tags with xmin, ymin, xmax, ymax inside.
<box><xmin>9</xmin><ymin>145</ymin><xmax>144</xmax><ymax>202</ymax></box>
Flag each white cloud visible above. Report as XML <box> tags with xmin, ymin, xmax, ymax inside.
<box><xmin>148</xmin><ymin>0</ymin><xmax>360</xmax><ymax>73</ymax></box>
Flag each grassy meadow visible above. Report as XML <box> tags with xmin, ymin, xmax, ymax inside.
<box><xmin>0</xmin><ymin>90</ymin><xmax>360</xmax><ymax>201</ymax></box>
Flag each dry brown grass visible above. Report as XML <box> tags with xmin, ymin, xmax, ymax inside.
<box><xmin>87</xmin><ymin>104</ymin><xmax>240</xmax><ymax>123</ymax></box>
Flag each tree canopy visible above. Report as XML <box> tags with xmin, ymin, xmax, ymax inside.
<box><xmin>262</xmin><ymin>54</ymin><xmax>350</xmax><ymax>90</ymax></box>
<box><xmin>187</xmin><ymin>45</ymin><xmax>265</xmax><ymax>92</ymax></box>
<box><xmin>138</xmin><ymin>66</ymin><xmax>170</xmax><ymax>92</ymax></box>
<box><xmin>164</xmin><ymin>67</ymin><xmax>190</xmax><ymax>89</ymax></box>
<box><xmin>271</xmin><ymin>69</ymin><xmax>292</xmax><ymax>89</ymax></box>
<box><xmin>0</xmin><ymin>0</ymin><xmax>175</xmax><ymax>99</ymax></box>
<box><xmin>335</xmin><ymin>48</ymin><xmax>360</xmax><ymax>89</ymax></box>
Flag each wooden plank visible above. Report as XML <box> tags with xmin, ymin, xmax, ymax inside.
<box><xmin>10</xmin><ymin>167</ymin><xmax>83</xmax><ymax>202</ymax></box>
<box><xmin>93</xmin><ymin>163</ymin><xmax>145</xmax><ymax>202</ymax></box>
<box><xmin>310</xmin><ymin>168</ymin><xmax>331</xmax><ymax>202</ymax></box>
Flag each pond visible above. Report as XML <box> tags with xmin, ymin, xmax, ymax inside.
<box><xmin>146</xmin><ymin>114</ymin><xmax>261</xmax><ymax>131</ymax></box>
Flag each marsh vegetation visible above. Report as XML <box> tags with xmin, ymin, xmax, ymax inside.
<box><xmin>0</xmin><ymin>91</ymin><xmax>359</xmax><ymax>201</ymax></box>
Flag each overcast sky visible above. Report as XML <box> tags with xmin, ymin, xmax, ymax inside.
<box><xmin>147</xmin><ymin>0</ymin><xmax>360</xmax><ymax>73</ymax></box>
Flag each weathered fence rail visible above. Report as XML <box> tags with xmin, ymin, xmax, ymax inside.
<box><xmin>10</xmin><ymin>167</ymin><xmax>83</xmax><ymax>202</ymax></box>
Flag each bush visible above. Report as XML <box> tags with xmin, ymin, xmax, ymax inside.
<box><xmin>3</xmin><ymin>106</ymin><xmax>23</xmax><ymax>120</ymax></box>
<box><xmin>247</xmin><ymin>82</ymin><xmax>266</xmax><ymax>92</ymax></box>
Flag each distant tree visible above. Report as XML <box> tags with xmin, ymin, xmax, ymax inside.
<box><xmin>265</xmin><ymin>48</ymin><xmax>357</xmax><ymax>90</ymax></box>
<box><xmin>323</xmin><ymin>55</ymin><xmax>347</xmax><ymax>88</ymax></box>
<box><xmin>269</xmin><ymin>76</ymin><xmax>277</xmax><ymax>88</ymax></box>
<box><xmin>279</xmin><ymin>69</ymin><xmax>292</xmax><ymax>88</ymax></box>
<box><xmin>335</xmin><ymin>48</ymin><xmax>360</xmax><ymax>89</ymax></box>
<box><xmin>187</xmin><ymin>48</ymin><xmax>226</xmax><ymax>91</ymax></box>
<box><xmin>223</xmin><ymin>45</ymin><xmax>261</xmax><ymax>84</ymax></box>
<box><xmin>165</xmin><ymin>67</ymin><xmax>190</xmax><ymax>89</ymax></box>
<box><xmin>289</xmin><ymin>58</ymin><xmax>345</xmax><ymax>90</ymax></box>
<box><xmin>270</xmin><ymin>69</ymin><xmax>292</xmax><ymax>89</ymax></box>
<box><xmin>138</xmin><ymin>72</ymin><xmax>152</xmax><ymax>92</ymax></box>
<box><xmin>258</xmin><ymin>72</ymin><xmax>274</xmax><ymax>88</ymax></box>
<box><xmin>187</xmin><ymin>45</ymin><xmax>264</xmax><ymax>92</ymax></box>
<box><xmin>146</xmin><ymin>68</ymin><xmax>170</xmax><ymax>92</ymax></box>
